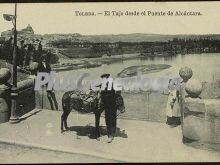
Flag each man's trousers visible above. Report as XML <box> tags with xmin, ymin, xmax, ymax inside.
<box><xmin>101</xmin><ymin>94</ymin><xmax>117</xmax><ymax>137</ymax></box>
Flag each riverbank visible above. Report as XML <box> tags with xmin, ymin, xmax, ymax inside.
<box><xmin>52</xmin><ymin>53</ymin><xmax>140</xmax><ymax>72</ymax></box>
<box><xmin>52</xmin><ymin>52</ymin><xmax>219</xmax><ymax>72</ymax></box>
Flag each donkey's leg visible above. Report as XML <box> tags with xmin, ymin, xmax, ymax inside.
<box><xmin>61</xmin><ymin>108</ymin><xmax>71</xmax><ymax>132</ymax></box>
<box><xmin>64</xmin><ymin>110</ymin><xmax>71</xmax><ymax>130</ymax></box>
<box><xmin>95</xmin><ymin>112</ymin><xmax>101</xmax><ymax>140</ymax></box>
<box><xmin>95</xmin><ymin>97</ymin><xmax>104</xmax><ymax>140</ymax></box>
<box><xmin>95</xmin><ymin>112</ymin><xmax>101</xmax><ymax>138</ymax></box>
<box><xmin>95</xmin><ymin>107</ymin><xmax>104</xmax><ymax>139</ymax></box>
<box><xmin>61</xmin><ymin>92</ymin><xmax>70</xmax><ymax>133</ymax></box>
<box><xmin>61</xmin><ymin>111</ymin><xmax>65</xmax><ymax>133</ymax></box>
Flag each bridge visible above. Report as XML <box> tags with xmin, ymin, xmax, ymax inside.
<box><xmin>0</xmin><ymin>67</ymin><xmax>220</xmax><ymax>162</ymax></box>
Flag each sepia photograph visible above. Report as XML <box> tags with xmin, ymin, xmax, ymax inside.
<box><xmin>0</xmin><ymin>1</ymin><xmax>220</xmax><ymax>163</ymax></box>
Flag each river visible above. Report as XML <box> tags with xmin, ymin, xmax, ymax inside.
<box><xmin>51</xmin><ymin>53</ymin><xmax>220</xmax><ymax>122</ymax></box>
<box><xmin>59</xmin><ymin>53</ymin><xmax>220</xmax><ymax>82</ymax></box>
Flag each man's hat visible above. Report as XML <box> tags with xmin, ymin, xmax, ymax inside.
<box><xmin>41</xmin><ymin>54</ymin><xmax>47</xmax><ymax>61</ymax></box>
<box><xmin>101</xmin><ymin>73</ymin><xmax>110</xmax><ymax>78</ymax></box>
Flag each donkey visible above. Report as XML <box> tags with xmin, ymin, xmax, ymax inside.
<box><xmin>61</xmin><ymin>90</ymin><xmax>125</xmax><ymax>138</ymax></box>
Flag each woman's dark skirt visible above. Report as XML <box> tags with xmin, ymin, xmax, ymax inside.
<box><xmin>166</xmin><ymin>116</ymin><xmax>181</xmax><ymax>126</ymax></box>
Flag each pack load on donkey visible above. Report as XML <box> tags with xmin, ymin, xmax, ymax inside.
<box><xmin>67</xmin><ymin>90</ymin><xmax>98</xmax><ymax>114</ymax></box>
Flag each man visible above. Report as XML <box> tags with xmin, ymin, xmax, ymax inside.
<box><xmin>38</xmin><ymin>54</ymin><xmax>58</xmax><ymax>110</ymax></box>
<box><xmin>99</xmin><ymin>73</ymin><xmax>117</xmax><ymax>143</ymax></box>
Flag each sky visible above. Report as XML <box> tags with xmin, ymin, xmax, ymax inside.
<box><xmin>0</xmin><ymin>2</ymin><xmax>220</xmax><ymax>35</ymax></box>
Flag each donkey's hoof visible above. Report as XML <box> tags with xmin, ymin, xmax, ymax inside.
<box><xmin>96</xmin><ymin>137</ymin><xmax>100</xmax><ymax>141</ymax></box>
<box><xmin>61</xmin><ymin>130</ymin><xmax>65</xmax><ymax>134</ymax></box>
<box><xmin>65</xmin><ymin>127</ymin><xmax>70</xmax><ymax>131</ymax></box>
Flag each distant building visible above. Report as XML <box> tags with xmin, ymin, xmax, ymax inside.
<box><xmin>1</xmin><ymin>24</ymin><xmax>34</xmax><ymax>40</ymax></box>
<box><xmin>1</xmin><ymin>24</ymin><xmax>45</xmax><ymax>48</ymax></box>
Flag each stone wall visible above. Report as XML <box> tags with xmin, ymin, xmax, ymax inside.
<box><xmin>179</xmin><ymin>67</ymin><xmax>220</xmax><ymax>149</ymax></box>
<box><xmin>36</xmin><ymin>90</ymin><xmax>169</xmax><ymax>122</ymax></box>
<box><xmin>16</xmin><ymin>79</ymin><xmax>35</xmax><ymax>117</ymax></box>
<box><xmin>0</xmin><ymin>68</ymin><xmax>36</xmax><ymax>123</ymax></box>
<box><xmin>182</xmin><ymin>98</ymin><xmax>220</xmax><ymax>144</ymax></box>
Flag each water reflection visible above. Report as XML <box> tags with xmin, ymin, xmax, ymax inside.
<box><xmin>61</xmin><ymin>53</ymin><xmax>220</xmax><ymax>83</ymax></box>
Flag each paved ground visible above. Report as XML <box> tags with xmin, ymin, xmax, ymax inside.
<box><xmin>0</xmin><ymin>143</ymin><xmax>119</xmax><ymax>163</ymax></box>
<box><xmin>0</xmin><ymin>109</ymin><xmax>220</xmax><ymax>163</ymax></box>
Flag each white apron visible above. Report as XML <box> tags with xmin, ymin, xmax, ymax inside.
<box><xmin>166</xmin><ymin>90</ymin><xmax>181</xmax><ymax>117</ymax></box>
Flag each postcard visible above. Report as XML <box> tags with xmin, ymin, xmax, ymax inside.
<box><xmin>0</xmin><ymin>2</ymin><xmax>220</xmax><ymax>163</ymax></box>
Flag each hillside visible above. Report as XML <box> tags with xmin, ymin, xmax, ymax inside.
<box><xmin>44</xmin><ymin>33</ymin><xmax>220</xmax><ymax>43</ymax></box>
<box><xmin>44</xmin><ymin>33</ymin><xmax>220</xmax><ymax>59</ymax></box>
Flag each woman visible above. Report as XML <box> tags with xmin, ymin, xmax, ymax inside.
<box><xmin>166</xmin><ymin>79</ymin><xmax>181</xmax><ymax>127</ymax></box>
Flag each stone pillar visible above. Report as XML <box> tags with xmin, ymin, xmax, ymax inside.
<box><xmin>179</xmin><ymin>66</ymin><xmax>193</xmax><ymax>117</ymax></box>
<box><xmin>9</xmin><ymin>86</ymin><xmax>19</xmax><ymax>123</ymax></box>
<box><xmin>182</xmin><ymin>78</ymin><xmax>203</xmax><ymax>143</ymax></box>
<box><xmin>179</xmin><ymin>66</ymin><xmax>194</xmax><ymax>142</ymax></box>
<box><xmin>0</xmin><ymin>68</ymin><xmax>11</xmax><ymax>123</ymax></box>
